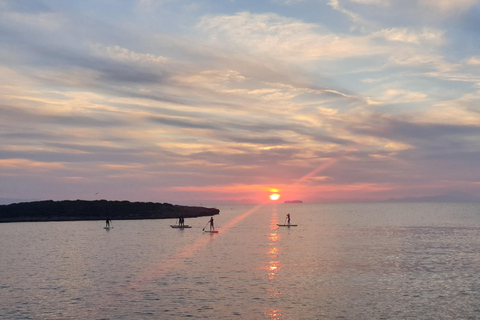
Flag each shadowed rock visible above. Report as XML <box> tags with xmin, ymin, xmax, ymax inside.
<box><xmin>0</xmin><ymin>200</ymin><xmax>219</xmax><ymax>223</ymax></box>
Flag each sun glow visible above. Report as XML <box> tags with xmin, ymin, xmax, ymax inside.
<box><xmin>269</xmin><ymin>193</ymin><xmax>280</xmax><ymax>201</ymax></box>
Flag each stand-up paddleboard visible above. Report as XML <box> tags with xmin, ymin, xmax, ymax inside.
<box><xmin>104</xmin><ymin>226</ymin><xmax>113</xmax><ymax>229</ymax></box>
<box><xmin>204</xmin><ymin>230</ymin><xmax>219</xmax><ymax>233</ymax></box>
<box><xmin>277</xmin><ymin>224</ymin><xmax>297</xmax><ymax>227</ymax></box>
<box><xmin>170</xmin><ymin>225</ymin><xmax>192</xmax><ymax>229</ymax></box>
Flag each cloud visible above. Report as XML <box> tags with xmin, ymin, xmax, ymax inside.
<box><xmin>419</xmin><ymin>0</ymin><xmax>478</xmax><ymax>15</ymax></box>
<box><xmin>349</xmin><ymin>113</ymin><xmax>480</xmax><ymax>154</ymax></box>
<box><xmin>373</xmin><ymin>27</ymin><xmax>445</xmax><ymax>45</ymax></box>
<box><xmin>0</xmin><ymin>100</ymin><xmax>128</xmax><ymax>129</ymax></box>
<box><xmin>465</xmin><ymin>56</ymin><xmax>480</xmax><ymax>65</ymax></box>
<box><xmin>148</xmin><ymin>115</ymin><xmax>218</xmax><ymax>130</ymax></box>
<box><xmin>93</xmin><ymin>45</ymin><xmax>169</xmax><ymax>65</ymax></box>
<box><xmin>386</xmin><ymin>51</ymin><xmax>457</xmax><ymax>72</ymax></box>
<box><xmin>196</xmin><ymin>11</ymin><xmax>459</xmax><ymax>78</ymax></box>
<box><xmin>383</xmin><ymin>89</ymin><xmax>427</xmax><ymax>102</ymax></box>
<box><xmin>197</xmin><ymin>11</ymin><xmax>379</xmax><ymax>61</ymax></box>
<box><xmin>328</xmin><ymin>0</ymin><xmax>365</xmax><ymax>24</ymax></box>
<box><xmin>0</xmin><ymin>158</ymin><xmax>65</xmax><ymax>172</ymax></box>
<box><xmin>350</xmin><ymin>0</ymin><xmax>389</xmax><ymax>5</ymax></box>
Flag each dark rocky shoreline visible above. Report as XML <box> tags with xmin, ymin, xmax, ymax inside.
<box><xmin>0</xmin><ymin>200</ymin><xmax>219</xmax><ymax>223</ymax></box>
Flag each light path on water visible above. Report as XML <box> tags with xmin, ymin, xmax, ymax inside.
<box><xmin>120</xmin><ymin>158</ymin><xmax>340</xmax><ymax>296</ymax></box>
<box><xmin>132</xmin><ymin>203</ymin><xmax>266</xmax><ymax>290</ymax></box>
<box><xmin>76</xmin><ymin>202</ymin><xmax>270</xmax><ymax>314</ymax></box>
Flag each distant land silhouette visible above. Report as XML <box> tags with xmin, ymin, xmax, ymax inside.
<box><xmin>386</xmin><ymin>192</ymin><xmax>480</xmax><ymax>203</ymax></box>
<box><xmin>0</xmin><ymin>200</ymin><xmax>219</xmax><ymax>223</ymax></box>
<box><xmin>284</xmin><ymin>200</ymin><xmax>303</xmax><ymax>203</ymax></box>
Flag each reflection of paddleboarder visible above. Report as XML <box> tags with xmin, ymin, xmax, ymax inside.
<box><xmin>286</xmin><ymin>213</ymin><xmax>291</xmax><ymax>225</ymax></box>
<box><xmin>209</xmin><ymin>217</ymin><xmax>214</xmax><ymax>231</ymax></box>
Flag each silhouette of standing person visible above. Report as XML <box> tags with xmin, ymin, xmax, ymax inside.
<box><xmin>286</xmin><ymin>213</ymin><xmax>291</xmax><ymax>225</ymax></box>
<box><xmin>106</xmin><ymin>218</ymin><xmax>111</xmax><ymax>228</ymax></box>
<box><xmin>209</xmin><ymin>217</ymin><xmax>214</xmax><ymax>231</ymax></box>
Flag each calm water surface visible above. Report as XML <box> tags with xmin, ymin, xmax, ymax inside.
<box><xmin>1</xmin><ymin>202</ymin><xmax>480</xmax><ymax>319</ymax></box>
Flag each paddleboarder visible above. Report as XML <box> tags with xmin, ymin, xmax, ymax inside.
<box><xmin>286</xmin><ymin>213</ymin><xmax>291</xmax><ymax>225</ymax></box>
<box><xmin>208</xmin><ymin>216</ymin><xmax>214</xmax><ymax>231</ymax></box>
<box><xmin>105</xmin><ymin>218</ymin><xmax>111</xmax><ymax>228</ymax></box>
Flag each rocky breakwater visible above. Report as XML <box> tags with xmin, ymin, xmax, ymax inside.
<box><xmin>0</xmin><ymin>200</ymin><xmax>219</xmax><ymax>223</ymax></box>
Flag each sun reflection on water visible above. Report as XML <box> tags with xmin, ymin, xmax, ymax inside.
<box><xmin>268</xmin><ymin>232</ymin><xmax>279</xmax><ymax>242</ymax></box>
<box><xmin>266</xmin><ymin>308</ymin><xmax>282</xmax><ymax>320</ymax></box>
<box><xmin>268</xmin><ymin>247</ymin><xmax>278</xmax><ymax>255</ymax></box>
<box><xmin>263</xmin><ymin>209</ymin><xmax>283</xmax><ymax>319</ymax></box>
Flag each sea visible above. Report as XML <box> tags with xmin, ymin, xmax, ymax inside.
<box><xmin>1</xmin><ymin>202</ymin><xmax>480</xmax><ymax>319</ymax></box>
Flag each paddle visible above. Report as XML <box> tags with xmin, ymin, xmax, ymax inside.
<box><xmin>202</xmin><ymin>221</ymin><xmax>209</xmax><ymax>231</ymax></box>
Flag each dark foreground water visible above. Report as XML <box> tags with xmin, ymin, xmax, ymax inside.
<box><xmin>1</xmin><ymin>202</ymin><xmax>480</xmax><ymax>319</ymax></box>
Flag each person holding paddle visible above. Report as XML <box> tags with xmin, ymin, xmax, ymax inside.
<box><xmin>277</xmin><ymin>214</ymin><xmax>297</xmax><ymax>227</ymax></box>
<box><xmin>208</xmin><ymin>216</ymin><xmax>214</xmax><ymax>231</ymax></box>
<box><xmin>202</xmin><ymin>217</ymin><xmax>217</xmax><ymax>233</ymax></box>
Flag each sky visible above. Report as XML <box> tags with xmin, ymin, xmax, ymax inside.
<box><xmin>1</xmin><ymin>0</ymin><xmax>480</xmax><ymax>205</ymax></box>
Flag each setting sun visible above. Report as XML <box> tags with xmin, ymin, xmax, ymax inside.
<box><xmin>270</xmin><ymin>193</ymin><xmax>280</xmax><ymax>201</ymax></box>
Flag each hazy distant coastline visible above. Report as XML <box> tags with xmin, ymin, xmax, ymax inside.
<box><xmin>0</xmin><ymin>200</ymin><xmax>219</xmax><ymax>223</ymax></box>
<box><xmin>385</xmin><ymin>192</ymin><xmax>480</xmax><ymax>203</ymax></box>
